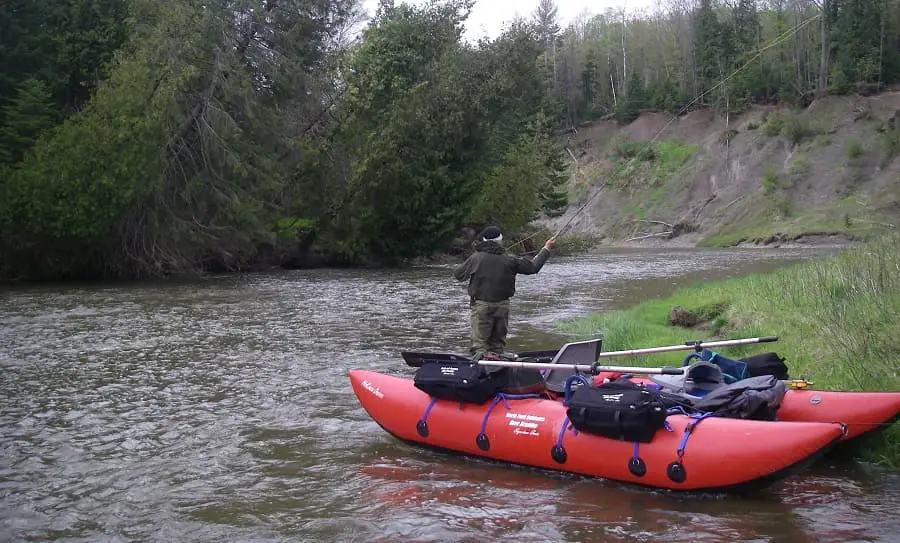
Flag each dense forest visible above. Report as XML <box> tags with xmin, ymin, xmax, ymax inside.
<box><xmin>1</xmin><ymin>0</ymin><xmax>898</xmax><ymax>280</ymax></box>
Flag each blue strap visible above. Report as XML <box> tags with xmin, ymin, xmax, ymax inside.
<box><xmin>667</xmin><ymin>405</ymin><xmax>694</xmax><ymax>416</ymax></box>
<box><xmin>563</xmin><ymin>374</ymin><xmax>591</xmax><ymax>404</ymax></box>
<box><xmin>633</xmin><ymin>441</ymin><xmax>640</xmax><ymax>460</ymax></box>
<box><xmin>682</xmin><ymin>352</ymin><xmax>701</xmax><ymax>366</ymax></box>
<box><xmin>477</xmin><ymin>392</ymin><xmax>542</xmax><ymax>437</ymax></box>
<box><xmin>555</xmin><ymin>416</ymin><xmax>573</xmax><ymax>449</ymax></box>
<box><xmin>419</xmin><ymin>397</ymin><xmax>438</xmax><ymax>425</ymax></box>
<box><xmin>676</xmin><ymin>412</ymin><xmax>717</xmax><ymax>458</ymax></box>
<box><xmin>478</xmin><ymin>396</ymin><xmax>505</xmax><ymax>436</ymax></box>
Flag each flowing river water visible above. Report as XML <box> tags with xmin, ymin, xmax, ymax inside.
<box><xmin>2</xmin><ymin>247</ymin><xmax>898</xmax><ymax>542</ymax></box>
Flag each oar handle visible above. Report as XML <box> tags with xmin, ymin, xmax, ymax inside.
<box><xmin>685</xmin><ymin>335</ymin><xmax>778</xmax><ymax>346</ymax></box>
<box><xmin>476</xmin><ymin>360</ymin><xmax>684</xmax><ymax>376</ymax></box>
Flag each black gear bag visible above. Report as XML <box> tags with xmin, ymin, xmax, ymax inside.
<box><xmin>413</xmin><ymin>361</ymin><xmax>498</xmax><ymax>404</ymax></box>
<box><xmin>566</xmin><ymin>380</ymin><xmax>669</xmax><ymax>443</ymax></box>
<box><xmin>740</xmin><ymin>352</ymin><xmax>790</xmax><ymax>380</ymax></box>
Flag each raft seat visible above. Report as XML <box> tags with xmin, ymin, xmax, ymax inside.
<box><xmin>650</xmin><ymin>361</ymin><xmax>726</xmax><ymax>398</ymax></box>
<box><xmin>541</xmin><ymin>338</ymin><xmax>603</xmax><ymax>394</ymax></box>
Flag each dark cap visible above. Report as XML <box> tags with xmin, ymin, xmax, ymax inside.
<box><xmin>481</xmin><ymin>226</ymin><xmax>502</xmax><ymax>241</ymax></box>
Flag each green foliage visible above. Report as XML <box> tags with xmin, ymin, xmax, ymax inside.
<box><xmin>655</xmin><ymin>141</ymin><xmax>697</xmax><ymax>166</ymax></box>
<box><xmin>830</xmin><ymin>0</ymin><xmax>889</xmax><ymax>89</ymax></box>
<box><xmin>609</xmin><ymin>140</ymin><xmax>698</xmax><ymax>188</ymax></box>
<box><xmin>761</xmin><ymin>112</ymin><xmax>785</xmax><ymax>137</ymax></box>
<box><xmin>329</xmin><ymin>1</ymin><xmax>483</xmax><ymax>262</ymax></box>
<box><xmin>471</xmin><ymin>113</ymin><xmax>568</xmax><ymax>229</ymax></box>
<box><xmin>846</xmin><ymin>140</ymin><xmax>865</xmax><ymax>160</ymax></box>
<box><xmin>881</xmin><ymin>128</ymin><xmax>900</xmax><ymax>158</ymax></box>
<box><xmin>1</xmin><ymin>0</ymin><xmax>362</xmax><ymax>279</ymax></box>
<box><xmin>615</xmin><ymin>141</ymin><xmax>656</xmax><ymax>161</ymax></box>
<box><xmin>561</xmin><ymin>234</ymin><xmax>900</xmax><ymax>465</ymax></box>
<box><xmin>0</xmin><ymin>78</ymin><xmax>58</xmax><ymax>164</ymax></box>
<box><xmin>762</xmin><ymin>165</ymin><xmax>780</xmax><ymax>195</ymax></box>
<box><xmin>789</xmin><ymin>153</ymin><xmax>811</xmax><ymax>179</ymax></box>
<box><xmin>781</xmin><ymin>116</ymin><xmax>815</xmax><ymax>146</ymax></box>
<box><xmin>471</xmin><ymin>139</ymin><xmax>543</xmax><ymax>233</ymax></box>
<box><xmin>615</xmin><ymin>70</ymin><xmax>648</xmax><ymax>125</ymax></box>
<box><xmin>329</xmin><ymin>4</ymin><xmax>555</xmax><ymax>263</ymax></box>
<box><xmin>649</xmin><ymin>77</ymin><xmax>686</xmax><ymax>114</ymax></box>
<box><xmin>0</xmin><ymin>0</ymin><xmax>129</xmax><ymax>146</ymax></box>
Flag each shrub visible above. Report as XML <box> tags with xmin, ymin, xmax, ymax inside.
<box><xmin>782</xmin><ymin>116</ymin><xmax>815</xmax><ymax>146</ymax></box>
<box><xmin>789</xmin><ymin>153</ymin><xmax>811</xmax><ymax>179</ymax></box>
<box><xmin>761</xmin><ymin>112</ymin><xmax>784</xmax><ymax>137</ymax></box>
<box><xmin>762</xmin><ymin>165</ymin><xmax>780</xmax><ymax>195</ymax></box>
<box><xmin>846</xmin><ymin>140</ymin><xmax>864</xmax><ymax>160</ymax></box>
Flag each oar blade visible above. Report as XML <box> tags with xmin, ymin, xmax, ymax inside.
<box><xmin>401</xmin><ymin>351</ymin><xmax>471</xmax><ymax>368</ymax></box>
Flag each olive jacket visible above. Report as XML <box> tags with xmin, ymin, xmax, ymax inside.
<box><xmin>453</xmin><ymin>240</ymin><xmax>551</xmax><ymax>303</ymax></box>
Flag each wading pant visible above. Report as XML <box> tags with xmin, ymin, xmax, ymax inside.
<box><xmin>470</xmin><ymin>299</ymin><xmax>510</xmax><ymax>355</ymax></box>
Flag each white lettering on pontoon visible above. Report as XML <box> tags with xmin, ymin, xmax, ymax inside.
<box><xmin>505</xmin><ymin>412</ymin><xmax>544</xmax><ymax>437</ymax></box>
<box><xmin>361</xmin><ymin>380</ymin><xmax>384</xmax><ymax>399</ymax></box>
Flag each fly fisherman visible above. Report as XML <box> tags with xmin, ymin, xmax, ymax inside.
<box><xmin>453</xmin><ymin>226</ymin><xmax>555</xmax><ymax>359</ymax></box>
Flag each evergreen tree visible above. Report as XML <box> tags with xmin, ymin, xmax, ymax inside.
<box><xmin>0</xmin><ymin>78</ymin><xmax>58</xmax><ymax>164</ymax></box>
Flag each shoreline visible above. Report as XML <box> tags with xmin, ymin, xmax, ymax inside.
<box><xmin>1</xmin><ymin>230</ymin><xmax>861</xmax><ymax>285</ymax></box>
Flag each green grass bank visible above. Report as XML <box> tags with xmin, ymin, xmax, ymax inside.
<box><xmin>559</xmin><ymin>234</ymin><xmax>900</xmax><ymax>467</ymax></box>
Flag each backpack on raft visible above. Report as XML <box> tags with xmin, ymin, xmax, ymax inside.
<box><xmin>413</xmin><ymin>361</ymin><xmax>498</xmax><ymax>404</ymax></box>
<box><xmin>565</xmin><ymin>379</ymin><xmax>669</xmax><ymax>443</ymax></box>
<box><xmin>690</xmin><ymin>375</ymin><xmax>787</xmax><ymax>421</ymax></box>
<box><xmin>693</xmin><ymin>349</ymin><xmax>749</xmax><ymax>383</ymax></box>
<box><xmin>740</xmin><ymin>352</ymin><xmax>790</xmax><ymax>380</ymax></box>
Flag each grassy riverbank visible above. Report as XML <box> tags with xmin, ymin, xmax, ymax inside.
<box><xmin>560</xmin><ymin>234</ymin><xmax>900</xmax><ymax>467</ymax></box>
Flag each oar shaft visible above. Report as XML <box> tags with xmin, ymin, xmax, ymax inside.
<box><xmin>477</xmin><ymin>360</ymin><xmax>684</xmax><ymax>375</ymax></box>
<box><xmin>595</xmin><ymin>336</ymin><xmax>778</xmax><ymax>359</ymax></box>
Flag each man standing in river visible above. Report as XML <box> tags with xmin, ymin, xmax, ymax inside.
<box><xmin>453</xmin><ymin>226</ymin><xmax>555</xmax><ymax>358</ymax></box>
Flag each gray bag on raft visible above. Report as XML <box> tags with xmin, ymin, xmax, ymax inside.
<box><xmin>690</xmin><ymin>375</ymin><xmax>787</xmax><ymax>421</ymax></box>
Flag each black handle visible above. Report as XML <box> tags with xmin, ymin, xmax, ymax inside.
<box><xmin>759</xmin><ymin>336</ymin><xmax>778</xmax><ymax>343</ymax></box>
<box><xmin>661</xmin><ymin>366</ymin><xmax>684</xmax><ymax>375</ymax></box>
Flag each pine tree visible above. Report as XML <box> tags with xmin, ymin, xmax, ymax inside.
<box><xmin>0</xmin><ymin>78</ymin><xmax>57</xmax><ymax>164</ymax></box>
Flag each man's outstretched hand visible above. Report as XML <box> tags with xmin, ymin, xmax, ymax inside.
<box><xmin>544</xmin><ymin>238</ymin><xmax>555</xmax><ymax>250</ymax></box>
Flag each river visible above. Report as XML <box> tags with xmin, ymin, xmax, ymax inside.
<box><xmin>2</xmin><ymin>247</ymin><xmax>898</xmax><ymax>542</ymax></box>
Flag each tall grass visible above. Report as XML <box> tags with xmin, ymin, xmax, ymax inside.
<box><xmin>560</xmin><ymin>234</ymin><xmax>900</xmax><ymax>465</ymax></box>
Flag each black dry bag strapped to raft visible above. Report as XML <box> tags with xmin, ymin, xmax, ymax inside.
<box><xmin>740</xmin><ymin>352</ymin><xmax>790</xmax><ymax>380</ymax></box>
<box><xmin>413</xmin><ymin>361</ymin><xmax>498</xmax><ymax>404</ymax></box>
<box><xmin>566</xmin><ymin>380</ymin><xmax>668</xmax><ymax>443</ymax></box>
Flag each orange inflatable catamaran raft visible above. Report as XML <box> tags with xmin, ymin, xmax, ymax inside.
<box><xmin>349</xmin><ymin>368</ymin><xmax>844</xmax><ymax>493</ymax></box>
<box><xmin>404</xmin><ymin>336</ymin><xmax>900</xmax><ymax>443</ymax></box>
<box><xmin>350</xmin><ymin>336</ymin><xmax>900</xmax><ymax>493</ymax></box>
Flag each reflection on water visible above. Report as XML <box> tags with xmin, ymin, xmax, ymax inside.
<box><xmin>2</xmin><ymin>247</ymin><xmax>898</xmax><ymax>542</ymax></box>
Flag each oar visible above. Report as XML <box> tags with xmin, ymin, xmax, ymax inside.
<box><xmin>475</xmin><ymin>360</ymin><xmax>685</xmax><ymax>375</ymax></box>
<box><xmin>592</xmin><ymin>336</ymin><xmax>778</xmax><ymax>359</ymax></box>
<box><xmin>476</xmin><ymin>336</ymin><xmax>778</xmax><ymax>374</ymax></box>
